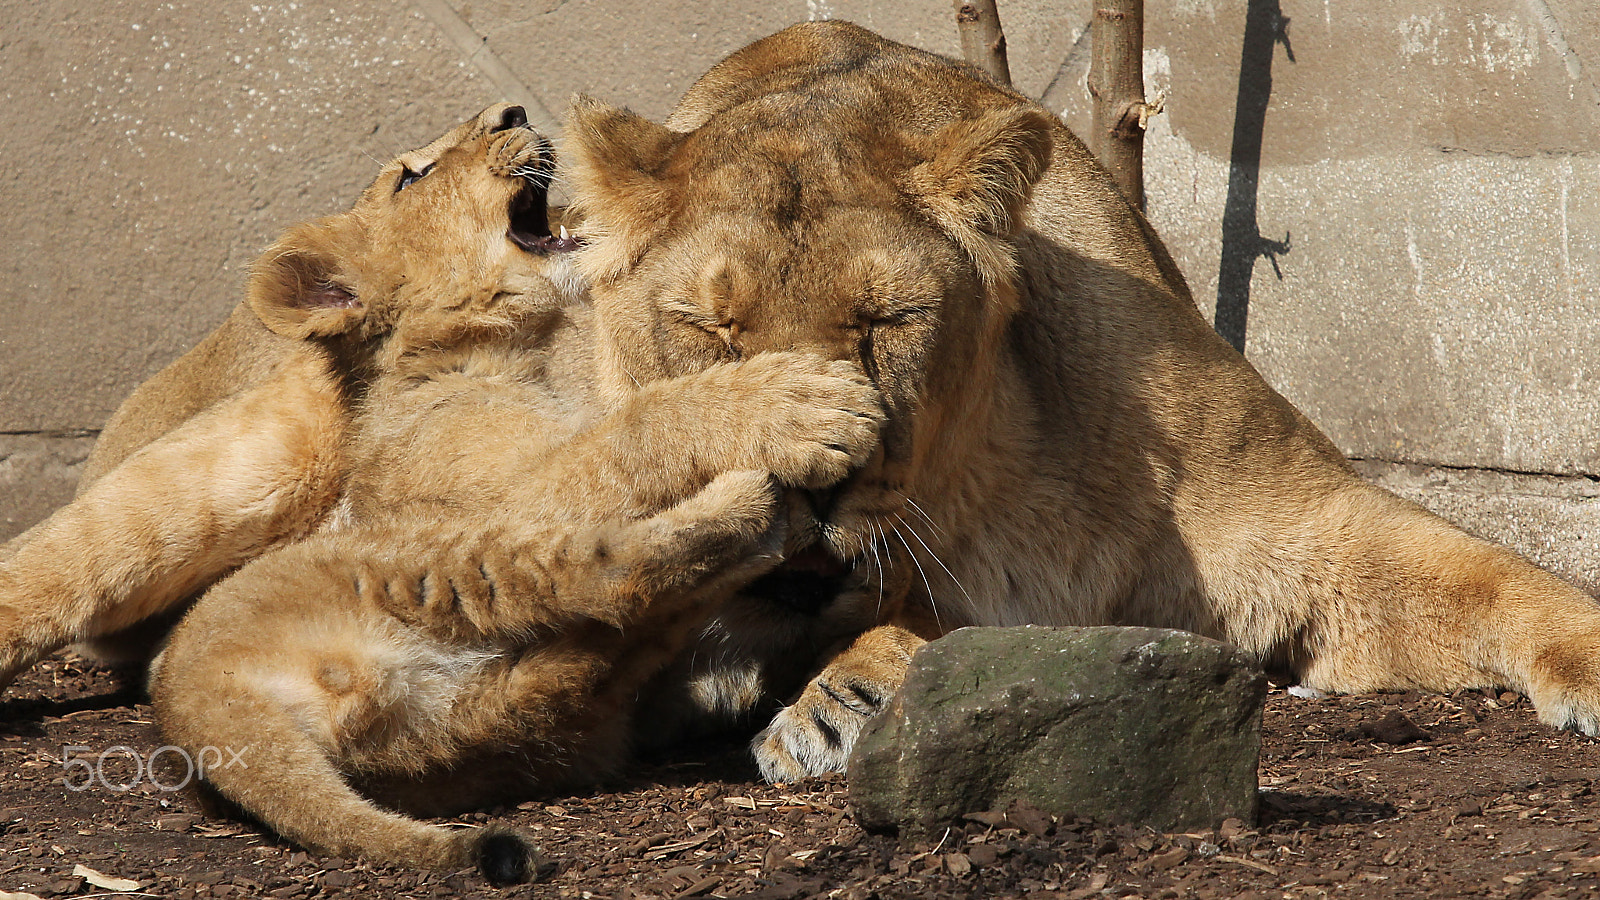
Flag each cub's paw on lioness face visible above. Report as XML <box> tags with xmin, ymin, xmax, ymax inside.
<box><xmin>639</xmin><ymin>352</ymin><xmax>884</xmax><ymax>490</ymax></box>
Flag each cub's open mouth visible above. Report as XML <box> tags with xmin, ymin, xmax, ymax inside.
<box><xmin>507</xmin><ymin>178</ymin><xmax>582</xmax><ymax>254</ymax></box>
<box><xmin>744</xmin><ymin>544</ymin><xmax>854</xmax><ymax>615</ymax></box>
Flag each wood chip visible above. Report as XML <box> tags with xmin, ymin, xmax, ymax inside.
<box><xmin>1214</xmin><ymin>853</ymin><xmax>1279</xmax><ymax>876</ymax></box>
<box><xmin>643</xmin><ymin>832</ymin><xmax>713</xmax><ymax>860</ymax></box>
<box><xmin>1142</xmin><ymin>846</ymin><xmax>1190</xmax><ymax>872</ymax></box>
<box><xmin>71</xmin><ymin>864</ymin><xmax>142</xmax><ymax>891</ymax></box>
<box><xmin>669</xmin><ymin>875</ymin><xmax>722</xmax><ymax>899</ymax></box>
<box><xmin>722</xmin><ymin>796</ymin><xmax>782</xmax><ymax>810</ymax></box>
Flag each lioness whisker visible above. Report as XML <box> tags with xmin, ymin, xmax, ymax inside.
<box><xmin>875</xmin><ymin>520</ymin><xmax>894</xmax><ymax>574</ymax></box>
<box><xmin>889</xmin><ymin>518</ymin><xmax>942</xmax><ymax>633</ymax></box>
<box><xmin>896</xmin><ymin>512</ymin><xmax>966</xmax><ymax>624</ymax></box>
<box><xmin>902</xmin><ymin>496</ymin><xmax>946</xmax><ymax>541</ymax></box>
<box><xmin>866</xmin><ymin>521</ymin><xmax>886</xmax><ymax>618</ymax></box>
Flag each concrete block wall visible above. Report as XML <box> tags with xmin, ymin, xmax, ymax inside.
<box><xmin>3</xmin><ymin>1</ymin><xmax>1596</xmax><ymax>589</ymax></box>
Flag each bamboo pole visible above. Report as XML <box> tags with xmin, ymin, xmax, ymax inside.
<box><xmin>953</xmin><ymin>0</ymin><xmax>1013</xmax><ymax>88</ymax></box>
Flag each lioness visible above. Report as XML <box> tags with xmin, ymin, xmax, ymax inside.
<box><xmin>561</xmin><ymin>21</ymin><xmax>1600</xmax><ymax>781</ymax></box>
<box><xmin>2</xmin><ymin>104</ymin><xmax>883</xmax><ymax>878</ymax></box>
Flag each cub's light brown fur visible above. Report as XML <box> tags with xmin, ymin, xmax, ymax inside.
<box><xmin>2</xmin><ymin>105</ymin><xmax>883</xmax><ymax>877</ymax></box>
<box><xmin>0</xmin><ymin>108</ymin><xmax>535</xmax><ymax>682</ymax></box>
<box><xmin>154</xmin><ymin>105</ymin><xmax>882</xmax><ymax>877</ymax></box>
<box><xmin>564</xmin><ymin>21</ymin><xmax>1600</xmax><ymax>782</ymax></box>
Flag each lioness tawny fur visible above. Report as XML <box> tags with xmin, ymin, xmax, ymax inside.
<box><xmin>558</xmin><ymin>21</ymin><xmax>1600</xmax><ymax>781</ymax></box>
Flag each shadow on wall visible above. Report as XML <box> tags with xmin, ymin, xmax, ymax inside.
<box><xmin>1214</xmin><ymin>0</ymin><xmax>1295</xmax><ymax>353</ymax></box>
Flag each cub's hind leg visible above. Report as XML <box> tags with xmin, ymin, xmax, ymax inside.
<box><xmin>153</xmin><ymin>471</ymin><xmax>782</xmax><ymax>876</ymax></box>
<box><xmin>151</xmin><ymin>557</ymin><xmax>546</xmax><ymax>883</ymax></box>
<box><xmin>0</xmin><ymin>356</ymin><xmax>347</xmax><ymax>689</ymax></box>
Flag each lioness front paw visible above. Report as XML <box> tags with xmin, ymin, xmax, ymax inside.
<box><xmin>731</xmin><ymin>353</ymin><xmax>883</xmax><ymax>490</ymax></box>
<box><xmin>751</xmin><ymin>624</ymin><xmax>924</xmax><ymax>782</ymax></box>
<box><xmin>753</xmin><ymin>671</ymin><xmax>889</xmax><ymax>782</ymax></box>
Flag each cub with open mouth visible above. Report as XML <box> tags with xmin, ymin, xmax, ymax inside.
<box><xmin>0</xmin><ymin>104</ymin><xmax>584</xmax><ymax>689</ymax></box>
<box><xmin>148</xmin><ymin>104</ymin><xmax>885</xmax><ymax>878</ymax></box>
<box><xmin>1</xmin><ymin>104</ymin><xmax>884</xmax><ymax>879</ymax></box>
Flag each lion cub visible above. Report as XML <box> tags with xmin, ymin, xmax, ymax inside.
<box><xmin>5</xmin><ymin>105</ymin><xmax>882</xmax><ymax>881</ymax></box>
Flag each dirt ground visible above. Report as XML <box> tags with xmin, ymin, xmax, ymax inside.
<box><xmin>2</xmin><ymin>655</ymin><xmax>1599</xmax><ymax>900</ymax></box>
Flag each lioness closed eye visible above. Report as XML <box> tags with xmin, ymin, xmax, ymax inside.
<box><xmin>3</xmin><ymin>104</ymin><xmax>884</xmax><ymax>880</ymax></box>
<box><xmin>562</xmin><ymin>21</ymin><xmax>1600</xmax><ymax>782</ymax></box>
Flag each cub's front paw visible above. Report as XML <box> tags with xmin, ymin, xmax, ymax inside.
<box><xmin>0</xmin><ymin>587</ymin><xmax>42</xmax><ymax>693</ymax></box>
<box><xmin>734</xmin><ymin>354</ymin><xmax>883</xmax><ymax>490</ymax></box>
<box><xmin>615</xmin><ymin>470</ymin><xmax>786</xmax><ymax>596</ymax></box>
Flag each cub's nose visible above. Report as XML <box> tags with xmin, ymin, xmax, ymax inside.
<box><xmin>493</xmin><ymin>106</ymin><xmax>528</xmax><ymax>132</ymax></box>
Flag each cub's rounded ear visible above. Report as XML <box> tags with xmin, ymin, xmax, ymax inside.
<box><xmin>563</xmin><ymin>95</ymin><xmax>684</xmax><ymax>279</ymax></box>
<box><xmin>900</xmin><ymin>105</ymin><xmax>1055</xmax><ymax>241</ymax></box>
<box><xmin>248</xmin><ymin>219</ymin><xmax>367</xmax><ymax>340</ymax></box>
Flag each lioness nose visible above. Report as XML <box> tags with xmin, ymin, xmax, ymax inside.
<box><xmin>805</xmin><ymin>486</ymin><xmax>841</xmax><ymax>522</ymax></box>
<box><xmin>493</xmin><ymin>106</ymin><xmax>528</xmax><ymax>132</ymax></box>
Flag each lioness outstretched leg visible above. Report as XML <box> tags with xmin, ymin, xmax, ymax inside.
<box><xmin>1267</xmin><ymin>485</ymin><xmax>1600</xmax><ymax>735</ymax></box>
<box><xmin>0</xmin><ymin>355</ymin><xmax>346</xmax><ymax>689</ymax></box>
<box><xmin>152</xmin><ymin>471</ymin><xmax>781</xmax><ymax>881</ymax></box>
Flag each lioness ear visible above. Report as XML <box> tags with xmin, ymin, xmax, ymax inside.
<box><xmin>564</xmin><ymin>95</ymin><xmax>683</xmax><ymax>279</ymax></box>
<box><xmin>900</xmin><ymin>105</ymin><xmax>1054</xmax><ymax>242</ymax></box>
<box><xmin>248</xmin><ymin>220</ymin><xmax>366</xmax><ymax>340</ymax></box>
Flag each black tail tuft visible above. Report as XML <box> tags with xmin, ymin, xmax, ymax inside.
<box><xmin>473</xmin><ymin>825</ymin><xmax>550</xmax><ymax>886</ymax></box>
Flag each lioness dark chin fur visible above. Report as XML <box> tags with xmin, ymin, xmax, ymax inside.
<box><xmin>563</xmin><ymin>21</ymin><xmax>1600</xmax><ymax>782</ymax></box>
